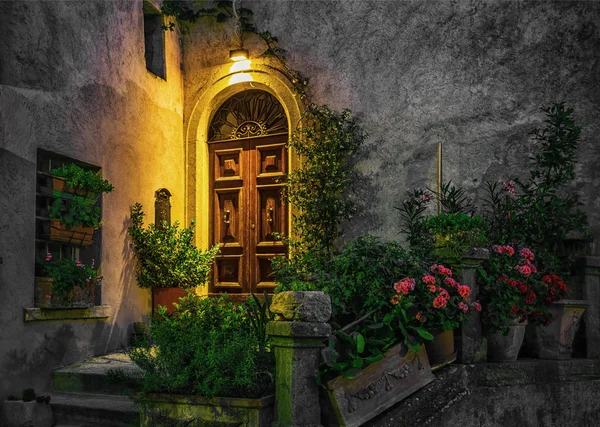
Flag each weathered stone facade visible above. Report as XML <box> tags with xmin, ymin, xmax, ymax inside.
<box><xmin>1</xmin><ymin>0</ymin><xmax>599</xmax><ymax>421</ymax></box>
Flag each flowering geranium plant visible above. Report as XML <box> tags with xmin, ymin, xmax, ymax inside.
<box><xmin>385</xmin><ymin>264</ymin><xmax>481</xmax><ymax>352</ymax></box>
<box><xmin>42</xmin><ymin>253</ymin><xmax>102</xmax><ymax>306</ymax></box>
<box><xmin>478</xmin><ymin>245</ymin><xmax>567</xmax><ymax>335</ymax></box>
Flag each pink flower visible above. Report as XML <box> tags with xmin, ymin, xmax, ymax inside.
<box><xmin>428</xmin><ymin>285</ymin><xmax>437</xmax><ymax>293</ymax></box>
<box><xmin>91</xmin><ymin>259</ymin><xmax>95</xmax><ymax>268</ymax></box>
<box><xmin>458</xmin><ymin>285</ymin><xmax>471</xmax><ymax>298</ymax></box>
<box><xmin>390</xmin><ymin>295</ymin><xmax>402</xmax><ymax>305</ymax></box>
<box><xmin>45</xmin><ymin>253</ymin><xmax>52</xmax><ymax>261</ymax></box>
<box><xmin>423</xmin><ymin>275</ymin><xmax>436</xmax><ymax>285</ymax></box>
<box><xmin>503</xmin><ymin>245</ymin><xmax>515</xmax><ymax>256</ymax></box>
<box><xmin>473</xmin><ymin>301</ymin><xmax>482</xmax><ymax>312</ymax></box>
<box><xmin>45</xmin><ymin>295</ymin><xmax>51</xmax><ymax>299</ymax></box>
<box><xmin>76</xmin><ymin>260</ymin><xmax>83</xmax><ymax>267</ymax></box>
<box><xmin>393</xmin><ymin>278</ymin><xmax>415</xmax><ymax>295</ymax></box>
<box><xmin>520</xmin><ymin>248</ymin><xmax>535</xmax><ymax>261</ymax></box>
<box><xmin>444</xmin><ymin>277</ymin><xmax>457</xmax><ymax>288</ymax></box>
<box><xmin>458</xmin><ymin>302</ymin><xmax>469</xmax><ymax>313</ymax></box>
<box><xmin>502</xmin><ymin>180</ymin><xmax>517</xmax><ymax>196</ymax></box>
<box><xmin>433</xmin><ymin>295</ymin><xmax>448</xmax><ymax>309</ymax></box>
<box><xmin>515</xmin><ymin>265</ymin><xmax>532</xmax><ymax>277</ymax></box>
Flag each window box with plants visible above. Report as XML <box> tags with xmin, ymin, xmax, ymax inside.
<box><xmin>127</xmin><ymin>203</ymin><xmax>220</xmax><ymax>313</ymax></box>
<box><xmin>318</xmin><ymin>318</ymin><xmax>434</xmax><ymax>427</ymax></box>
<box><xmin>129</xmin><ymin>293</ymin><xmax>275</xmax><ymax>427</ymax></box>
<box><xmin>35</xmin><ymin>253</ymin><xmax>102</xmax><ymax>308</ymax></box>
<box><xmin>48</xmin><ymin>164</ymin><xmax>114</xmax><ymax>246</ymax></box>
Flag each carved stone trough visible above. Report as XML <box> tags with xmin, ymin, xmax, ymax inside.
<box><xmin>320</xmin><ymin>343</ymin><xmax>435</xmax><ymax>427</ymax></box>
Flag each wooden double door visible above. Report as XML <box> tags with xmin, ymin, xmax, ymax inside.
<box><xmin>209</xmin><ymin>133</ymin><xmax>288</xmax><ymax>294</ymax></box>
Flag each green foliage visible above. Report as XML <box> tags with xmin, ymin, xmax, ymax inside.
<box><xmin>397</xmin><ymin>185</ymin><xmax>487</xmax><ymax>265</ymax></box>
<box><xmin>318</xmin><ymin>319</ymin><xmax>397</xmax><ymax>384</ymax></box>
<box><xmin>41</xmin><ymin>255</ymin><xmax>100</xmax><ymax>305</ymax></box>
<box><xmin>49</xmin><ymin>197</ymin><xmax>102</xmax><ymax>228</ymax></box>
<box><xmin>50</xmin><ymin>164</ymin><xmax>113</xmax><ymax>229</ymax></box>
<box><xmin>21</xmin><ymin>388</ymin><xmax>36</xmax><ymax>402</ymax></box>
<box><xmin>276</xmin><ymin>235</ymin><xmax>421</xmax><ymax>326</ymax></box>
<box><xmin>128</xmin><ymin>203</ymin><xmax>219</xmax><ymax>289</ymax></box>
<box><xmin>425</xmin><ymin>213</ymin><xmax>488</xmax><ymax>264</ymax></box>
<box><xmin>52</xmin><ymin>164</ymin><xmax>114</xmax><ymax>194</ymax></box>
<box><xmin>128</xmin><ymin>293</ymin><xmax>274</xmax><ymax>399</ymax></box>
<box><xmin>243</xmin><ymin>292</ymin><xmax>274</xmax><ymax>351</ymax></box>
<box><xmin>286</xmin><ymin>105</ymin><xmax>366</xmax><ymax>255</ymax></box>
<box><xmin>273</xmin><ymin>280</ymin><xmax>318</xmax><ymax>293</ymax></box>
<box><xmin>482</xmin><ymin>103</ymin><xmax>588</xmax><ymax>272</ymax></box>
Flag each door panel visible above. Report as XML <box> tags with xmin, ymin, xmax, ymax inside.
<box><xmin>209</xmin><ymin>134</ymin><xmax>288</xmax><ymax>294</ymax></box>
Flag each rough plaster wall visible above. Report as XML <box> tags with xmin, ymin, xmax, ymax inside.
<box><xmin>0</xmin><ymin>0</ymin><xmax>184</xmax><ymax>402</ymax></box>
<box><xmin>184</xmin><ymin>0</ymin><xmax>600</xmax><ymax>245</ymax></box>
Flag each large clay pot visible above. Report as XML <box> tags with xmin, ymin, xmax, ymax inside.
<box><xmin>153</xmin><ymin>288</ymin><xmax>189</xmax><ymax>314</ymax></box>
<box><xmin>525</xmin><ymin>300</ymin><xmax>588</xmax><ymax>360</ymax></box>
<box><xmin>487</xmin><ymin>318</ymin><xmax>527</xmax><ymax>363</ymax></box>
<box><xmin>424</xmin><ymin>329</ymin><xmax>457</xmax><ymax>370</ymax></box>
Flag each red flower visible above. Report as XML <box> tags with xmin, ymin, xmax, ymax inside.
<box><xmin>423</xmin><ymin>275</ymin><xmax>436</xmax><ymax>285</ymax></box>
<box><xmin>458</xmin><ymin>285</ymin><xmax>471</xmax><ymax>298</ymax></box>
<box><xmin>428</xmin><ymin>285</ymin><xmax>437</xmax><ymax>293</ymax></box>
<box><xmin>444</xmin><ymin>277</ymin><xmax>458</xmax><ymax>288</ymax></box>
<box><xmin>519</xmin><ymin>248</ymin><xmax>535</xmax><ymax>261</ymax></box>
<box><xmin>433</xmin><ymin>295</ymin><xmax>448</xmax><ymax>309</ymax></box>
<box><xmin>473</xmin><ymin>301</ymin><xmax>482</xmax><ymax>312</ymax></box>
<box><xmin>390</xmin><ymin>295</ymin><xmax>402</xmax><ymax>305</ymax></box>
<box><xmin>458</xmin><ymin>302</ymin><xmax>469</xmax><ymax>313</ymax></box>
<box><xmin>510</xmin><ymin>305</ymin><xmax>519</xmax><ymax>314</ymax></box>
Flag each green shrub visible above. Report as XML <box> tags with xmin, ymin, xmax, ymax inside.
<box><xmin>128</xmin><ymin>203</ymin><xmax>219</xmax><ymax>289</ymax></box>
<box><xmin>128</xmin><ymin>293</ymin><xmax>274</xmax><ymax>399</ymax></box>
<box><xmin>52</xmin><ymin>164</ymin><xmax>114</xmax><ymax>194</ymax></box>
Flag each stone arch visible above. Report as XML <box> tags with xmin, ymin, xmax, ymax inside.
<box><xmin>185</xmin><ymin>63</ymin><xmax>303</xmax><ymax>250</ymax></box>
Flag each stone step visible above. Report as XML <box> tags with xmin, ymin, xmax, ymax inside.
<box><xmin>48</xmin><ymin>392</ymin><xmax>139</xmax><ymax>427</ymax></box>
<box><xmin>52</xmin><ymin>352</ymin><xmax>142</xmax><ymax>395</ymax></box>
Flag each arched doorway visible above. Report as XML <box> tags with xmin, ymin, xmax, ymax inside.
<box><xmin>207</xmin><ymin>90</ymin><xmax>289</xmax><ymax>294</ymax></box>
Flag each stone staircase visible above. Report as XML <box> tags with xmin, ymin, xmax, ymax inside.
<box><xmin>47</xmin><ymin>353</ymin><xmax>142</xmax><ymax>427</ymax></box>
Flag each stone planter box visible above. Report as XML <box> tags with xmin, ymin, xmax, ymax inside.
<box><xmin>320</xmin><ymin>343</ymin><xmax>434</xmax><ymax>427</ymax></box>
<box><xmin>138</xmin><ymin>393</ymin><xmax>274</xmax><ymax>427</ymax></box>
<box><xmin>3</xmin><ymin>400</ymin><xmax>53</xmax><ymax>427</ymax></box>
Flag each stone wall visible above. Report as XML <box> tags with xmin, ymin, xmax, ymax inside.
<box><xmin>0</xmin><ymin>0</ymin><xmax>185</xmax><ymax>408</ymax></box>
<box><xmin>183</xmin><ymin>0</ymin><xmax>600</xmax><ymax>244</ymax></box>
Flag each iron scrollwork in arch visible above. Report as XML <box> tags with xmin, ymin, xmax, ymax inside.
<box><xmin>209</xmin><ymin>90</ymin><xmax>288</xmax><ymax>142</ymax></box>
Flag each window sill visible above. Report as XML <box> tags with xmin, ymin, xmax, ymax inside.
<box><xmin>24</xmin><ymin>305</ymin><xmax>111</xmax><ymax>322</ymax></box>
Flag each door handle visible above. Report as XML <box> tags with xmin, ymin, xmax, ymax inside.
<box><xmin>266</xmin><ymin>207</ymin><xmax>274</xmax><ymax>224</ymax></box>
<box><xmin>223</xmin><ymin>209</ymin><xmax>231</xmax><ymax>225</ymax></box>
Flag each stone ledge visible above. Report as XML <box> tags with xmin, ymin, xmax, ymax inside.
<box><xmin>24</xmin><ymin>305</ymin><xmax>111</xmax><ymax>322</ymax></box>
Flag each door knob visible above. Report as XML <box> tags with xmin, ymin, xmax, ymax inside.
<box><xmin>251</xmin><ymin>224</ymin><xmax>255</xmax><ymax>230</ymax></box>
<box><xmin>266</xmin><ymin>207</ymin><xmax>274</xmax><ymax>223</ymax></box>
<box><xmin>223</xmin><ymin>209</ymin><xmax>231</xmax><ymax>225</ymax></box>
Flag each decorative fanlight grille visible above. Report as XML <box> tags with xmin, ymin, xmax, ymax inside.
<box><xmin>209</xmin><ymin>90</ymin><xmax>288</xmax><ymax>142</ymax></box>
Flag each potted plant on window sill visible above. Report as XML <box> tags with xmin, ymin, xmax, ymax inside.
<box><xmin>48</xmin><ymin>164</ymin><xmax>114</xmax><ymax>246</ymax></box>
<box><xmin>127</xmin><ymin>203</ymin><xmax>219</xmax><ymax>313</ymax></box>
<box><xmin>35</xmin><ymin>253</ymin><xmax>102</xmax><ymax>308</ymax></box>
<box><xmin>129</xmin><ymin>293</ymin><xmax>275</xmax><ymax>427</ymax></box>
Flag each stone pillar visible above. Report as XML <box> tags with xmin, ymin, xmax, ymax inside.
<box><xmin>267</xmin><ymin>291</ymin><xmax>332</xmax><ymax>427</ymax></box>
<box><xmin>574</xmin><ymin>256</ymin><xmax>600</xmax><ymax>358</ymax></box>
<box><xmin>456</xmin><ymin>247</ymin><xmax>489</xmax><ymax>363</ymax></box>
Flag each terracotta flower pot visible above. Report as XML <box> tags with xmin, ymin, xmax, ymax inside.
<box><xmin>525</xmin><ymin>300</ymin><xmax>589</xmax><ymax>360</ymax></box>
<box><xmin>49</xmin><ymin>220</ymin><xmax>94</xmax><ymax>246</ymax></box>
<box><xmin>153</xmin><ymin>288</ymin><xmax>190</xmax><ymax>314</ymax></box>
<box><xmin>487</xmin><ymin>318</ymin><xmax>527</xmax><ymax>363</ymax></box>
<box><xmin>424</xmin><ymin>329</ymin><xmax>457</xmax><ymax>370</ymax></box>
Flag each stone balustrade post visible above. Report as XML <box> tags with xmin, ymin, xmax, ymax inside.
<box><xmin>574</xmin><ymin>256</ymin><xmax>600</xmax><ymax>358</ymax></box>
<box><xmin>457</xmin><ymin>247</ymin><xmax>489</xmax><ymax>363</ymax></box>
<box><xmin>267</xmin><ymin>291</ymin><xmax>332</xmax><ymax>427</ymax></box>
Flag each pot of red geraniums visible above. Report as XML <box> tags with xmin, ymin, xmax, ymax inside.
<box><xmin>524</xmin><ymin>272</ymin><xmax>588</xmax><ymax>360</ymax></box>
<box><xmin>49</xmin><ymin>164</ymin><xmax>114</xmax><ymax>246</ymax></box>
<box><xmin>478</xmin><ymin>245</ymin><xmax>551</xmax><ymax>362</ymax></box>
<box><xmin>387</xmin><ymin>263</ymin><xmax>482</xmax><ymax>370</ymax></box>
<box><xmin>36</xmin><ymin>253</ymin><xmax>102</xmax><ymax>308</ymax></box>
<box><xmin>127</xmin><ymin>203</ymin><xmax>219</xmax><ymax>313</ymax></box>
